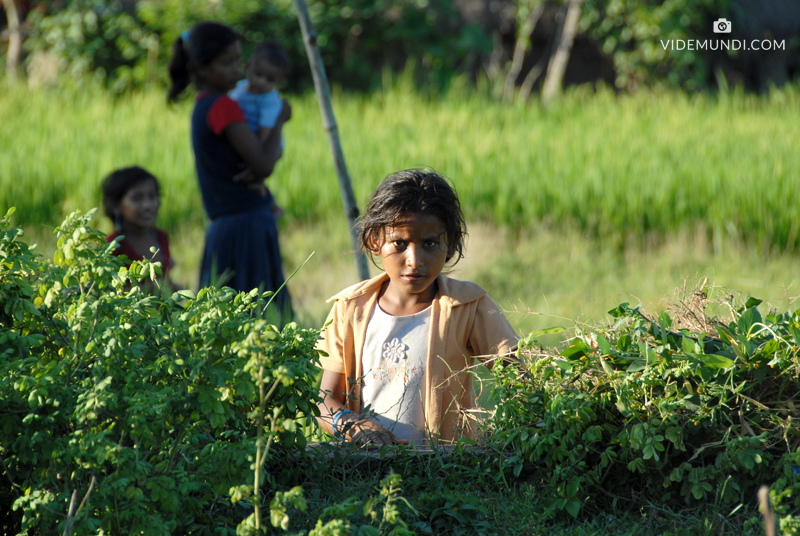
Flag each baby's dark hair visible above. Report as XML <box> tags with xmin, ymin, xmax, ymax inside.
<box><xmin>168</xmin><ymin>21</ymin><xmax>240</xmax><ymax>102</ymax></box>
<box><xmin>358</xmin><ymin>169</ymin><xmax>467</xmax><ymax>266</ymax></box>
<box><xmin>252</xmin><ymin>40</ymin><xmax>290</xmax><ymax>71</ymax></box>
<box><xmin>101</xmin><ymin>166</ymin><xmax>159</xmax><ymax>220</ymax></box>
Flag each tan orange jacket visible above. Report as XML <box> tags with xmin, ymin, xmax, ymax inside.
<box><xmin>317</xmin><ymin>273</ymin><xmax>518</xmax><ymax>442</ymax></box>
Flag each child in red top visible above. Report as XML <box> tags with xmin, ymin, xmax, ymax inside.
<box><xmin>102</xmin><ymin>166</ymin><xmax>174</xmax><ymax>284</ymax></box>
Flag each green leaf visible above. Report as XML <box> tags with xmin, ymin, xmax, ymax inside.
<box><xmin>564</xmin><ymin>500</ymin><xmax>581</xmax><ymax>518</ymax></box>
<box><xmin>533</xmin><ymin>326</ymin><xmax>565</xmax><ymax>335</ymax></box>
<box><xmin>566</xmin><ymin>479</ymin><xmax>581</xmax><ymax>497</ymax></box>
<box><xmin>692</xmin><ymin>483</ymin><xmax>707</xmax><ymax>500</ymax></box>
<box><xmin>691</xmin><ymin>353</ymin><xmax>734</xmax><ymax>369</ymax></box>
<box><xmin>665</xmin><ymin>427</ymin><xmax>680</xmax><ymax>443</ymax></box>
<box><xmin>561</xmin><ymin>342</ymin><xmax>590</xmax><ymax>360</ymax></box>
<box><xmin>745</xmin><ymin>297</ymin><xmax>763</xmax><ymax>309</ymax></box>
<box><xmin>626</xmin><ymin>359</ymin><xmax>647</xmax><ymax>373</ymax></box>
<box><xmin>681</xmin><ymin>335</ymin><xmax>698</xmax><ymax>354</ymax></box>
<box><xmin>596</xmin><ymin>334</ymin><xmax>612</xmax><ymax>355</ymax></box>
<box><xmin>737</xmin><ymin>308</ymin><xmax>762</xmax><ymax>336</ymax></box>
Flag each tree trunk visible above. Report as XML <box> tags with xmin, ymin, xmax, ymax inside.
<box><xmin>293</xmin><ymin>0</ymin><xmax>370</xmax><ymax>282</ymax></box>
<box><xmin>503</xmin><ymin>2</ymin><xmax>545</xmax><ymax>102</ymax></box>
<box><xmin>3</xmin><ymin>0</ymin><xmax>21</xmax><ymax>84</ymax></box>
<box><xmin>541</xmin><ymin>0</ymin><xmax>582</xmax><ymax>107</ymax></box>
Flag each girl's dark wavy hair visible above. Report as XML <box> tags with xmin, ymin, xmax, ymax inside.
<box><xmin>358</xmin><ymin>169</ymin><xmax>467</xmax><ymax>267</ymax></box>
<box><xmin>168</xmin><ymin>21</ymin><xmax>240</xmax><ymax>102</ymax></box>
<box><xmin>101</xmin><ymin>166</ymin><xmax>159</xmax><ymax>220</ymax></box>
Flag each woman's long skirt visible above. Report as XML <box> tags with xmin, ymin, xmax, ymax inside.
<box><xmin>199</xmin><ymin>207</ymin><xmax>292</xmax><ymax>324</ymax></box>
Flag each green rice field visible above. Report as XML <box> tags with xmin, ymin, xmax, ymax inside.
<box><xmin>3</xmin><ymin>80</ymin><xmax>799</xmax><ymax>331</ymax></box>
<box><xmin>4</xmin><ymin>81</ymin><xmax>800</xmax><ymax>250</ymax></box>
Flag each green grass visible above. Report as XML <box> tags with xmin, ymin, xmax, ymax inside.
<box><xmin>3</xmin><ymin>81</ymin><xmax>800</xmax><ymax>252</ymax></box>
<box><xmin>4</xmin><ymin>80</ymin><xmax>799</xmax><ymax>334</ymax></box>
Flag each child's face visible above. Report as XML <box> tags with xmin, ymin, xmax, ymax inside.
<box><xmin>246</xmin><ymin>56</ymin><xmax>284</xmax><ymax>94</ymax></box>
<box><xmin>373</xmin><ymin>212</ymin><xmax>450</xmax><ymax>304</ymax></box>
<box><xmin>197</xmin><ymin>41</ymin><xmax>242</xmax><ymax>93</ymax></box>
<box><xmin>116</xmin><ymin>179</ymin><xmax>160</xmax><ymax>231</ymax></box>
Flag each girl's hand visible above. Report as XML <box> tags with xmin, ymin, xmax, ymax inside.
<box><xmin>246</xmin><ymin>182</ymin><xmax>269</xmax><ymax>197</ymax></box>
<box><xmin>233</xmin><ymin>166</ymin><xmax>256</xmax><ymax>184</ymax></box>
<box><xmin>342</xmin><ymin>416</ymin><xmax>409</xmax><ymax>446</ymax></box>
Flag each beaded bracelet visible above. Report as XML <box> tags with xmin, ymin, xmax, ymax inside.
<box><xmin>332</xmin><ymin>409</ymin><xmax>354</xmax><ymax>440</ymax></box>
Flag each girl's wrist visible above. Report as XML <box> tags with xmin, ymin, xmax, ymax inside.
<box><xmin>332</xmin><ymin>409</ymin><xmax>355</xmax><ymax>440</ymax></box>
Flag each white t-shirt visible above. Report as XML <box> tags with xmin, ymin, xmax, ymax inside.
<box><xmin>360</xmin><ymin>304</ymin><xmax>431</xmax><ymax>445</ymax></box>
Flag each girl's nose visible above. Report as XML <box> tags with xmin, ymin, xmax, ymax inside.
<box><xmin>405</xmin><ymin>245</ymin><xmax>422</xmax><ymax>267</ymax></box>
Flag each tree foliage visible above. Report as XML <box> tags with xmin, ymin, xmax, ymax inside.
<box><xmin>0</xmin><ymin>207</ymin><xmax>321</xmax><ymax>534</ymax></box>
<box><xmin>580</xmin><ymin>0</ymin><xmax>732</xmax><ymax>90</ymax></box>
<box><xmin>22</xmin><ymin>0</ymin><xmax>490</xmax><ymax>93</ymax></box>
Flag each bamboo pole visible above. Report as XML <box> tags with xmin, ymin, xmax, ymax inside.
<box><xmin>293</xmin><ymin>0</ymin><xmax>370</xmax><ymax>282</ymax></box>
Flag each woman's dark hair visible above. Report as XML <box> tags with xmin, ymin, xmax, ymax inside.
<box><xmin>358</xmin><ymin>169</ymin><xmax>467</xmax><ymax>266</ymax></box>
<box><xmin>101</xmin><ymin>166</ymin><xmax>159</xmax><ymax>220</ymax></box>
<box><xmin>168</xmin><ymin>21</ymin><xmax>240</xmax><ymax>102</ymax></box>
<box><xmin>252</xmin><ymin>40</ymin><xmax>290</xmax><ymax>71</ymax></box>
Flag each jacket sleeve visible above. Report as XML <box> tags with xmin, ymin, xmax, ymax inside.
<box><xmin>316</xmin><ymin>299</ymin><xmax>347</xmax><ymax>373</ymax></box>
<box><xmin>468</xmin><ymin>294</ymin><xmax>519</xmax><ymax>360</ymax></box>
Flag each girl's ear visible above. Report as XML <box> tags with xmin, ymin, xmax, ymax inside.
<box><xmin>446</xmin><ymin>238</ymin><xmax>456</xmax><ymax>261</ymax></box>
<box><xmin>367</xmin><ymin>232</ymin><xmax>382</xmax><ymax>254</ymax></box>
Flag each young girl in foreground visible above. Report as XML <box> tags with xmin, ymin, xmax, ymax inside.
<box><xmin>167</xmin><ymin>21</ymin><xmax>291</xmax><ymax>320</ymax></box>
<box><xmin>102</xmin><ymin>166</ymin><xmax>175</xmax><ymax>285</ymax></box>
<box><xmin>316</xmin><ymin>169</ymin><xmax>518</xmax><ymax>445</ymax></box>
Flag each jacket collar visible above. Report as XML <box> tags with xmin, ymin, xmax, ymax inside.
<box><xmin>327</xmin><ymin>272</ymin><xmax>487</xmax><ymax>307</ymax></box>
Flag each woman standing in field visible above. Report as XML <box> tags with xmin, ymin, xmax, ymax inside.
<box><xmin>167</xmin><ymin>21</ymin><xmax>292</xmax><ymax>322</ymax></box>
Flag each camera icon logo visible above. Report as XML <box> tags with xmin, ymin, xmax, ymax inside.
<box><xmin>713</xmin><ymin>18</ymin><xmax>731</xmax><ymax>33</ymax></box>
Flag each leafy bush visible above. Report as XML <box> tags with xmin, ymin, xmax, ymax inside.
<box><xmin>0</xmin><ymin>208</ymin><xmax>321</xmax><ymax>534</ymax></box>
<box><xmin>488</xmin><ymin>286</ymin><xmax>800</xmax><ymax>518</ymax></box>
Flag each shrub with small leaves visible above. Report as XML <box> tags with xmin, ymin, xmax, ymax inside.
<box><xmin>0</xmin><ymin>208</ymin><xmax>321</xmax><ymax>534</ymax></box>
<box><xmin>488</xmin><ymin>292</ymin><xmax>800</xmax><ymax>519</ymax></box>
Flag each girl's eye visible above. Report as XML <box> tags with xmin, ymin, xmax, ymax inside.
<box><xmin>424</xmin><ymin>240</ymin><xmax>438</xmax><ymax>248</ymax></box>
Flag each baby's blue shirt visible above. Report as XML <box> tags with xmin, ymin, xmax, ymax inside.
<box><xmin>229</xmin><ymin>80</ymin><xmax>285</xmax><ymax>147</ymax></box>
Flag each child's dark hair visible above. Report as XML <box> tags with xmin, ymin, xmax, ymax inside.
<box><xmin>101</xmin><ymin>166</ymin><xmax>159</xmax><ymax>220</ymax></box>
<box><xmin>168</xmin><ymin>21</ymin><xmax>240</xmax><ymax>102</ymax></box>
<box><xmin>252</xmin><ymin>40</ymin><xmax>290</xmax><ymax>71</ymax></box>
<box><xmin>358</xmin><ymin>169</ymin><xmax>467</xmax><ymax>266</ymax></box>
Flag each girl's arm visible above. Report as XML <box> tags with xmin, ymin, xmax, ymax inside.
<box><xmin>224</xmin><ymin>122</ymin><xmax>279</xmax><ymax>180</ymax></box>
<box><xmin>316</xmin><ymin>369</ymin><xmax>409</xmax><ymax>446</ymax></box>
<box><xmin>226</xmin><ymin>99</ymin><xmax>291</xmax><ymax>182</ymax></box>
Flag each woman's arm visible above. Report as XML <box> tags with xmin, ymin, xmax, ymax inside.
<box><xmin>225</xmin><ymin>99</ymin><xmax>292</xmax><ymax>182</ymax></box>
<box><xmin>224</xmin><ymin>122</ymin><xmax>279</xmax><ymax>180</ymax></box>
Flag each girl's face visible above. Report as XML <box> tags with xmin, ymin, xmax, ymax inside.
<box><xmin>197</xmin><ymin>41</ymin><xmax>242</xmax><ymax>93</ymax></box>
<box><xmin>372</xmin><ymin>212</ymin><xmax>450</xmax><ymax>306</ymax></box>
<box><xmin>116</xmin><ymin>179</ymin><xmax>160</xmax><ymax>231</ymax></box>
